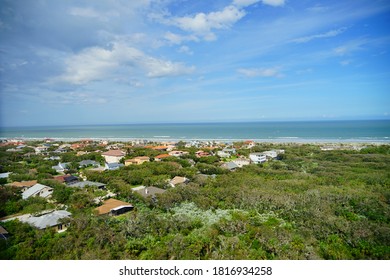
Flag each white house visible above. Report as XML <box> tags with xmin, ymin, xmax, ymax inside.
<box><xmin>102</xmin><ymin>150</ymin><xmax>126</xmax><ymax>163</ymax></box>
<box><xmin>249</xmin><ymin>153</ymin><xmax>267</xmax><ymax>164</ymax></box>
<box><xmin>52</xmin><ymin>162</ymin><xmax>70</xmax><ymax>173</ymax></box>
<box><xmin>22</xmin><ymin>183</ymin><xmax>53</xmax><ymax>200</ymax></box>
<box><xmin>20</xmin><ymin>210</ymin><xmax>71</xmax><ymax>232</ymax></box>
<box><xmin>232</xmin><ymin>158</ymin><xmax>251</xmax><ymax>168</ymax></box>
<box><xmin>263</xmin><ymin>150</ymin><xmax>278</xmax><ymax>159</ymax></box>
<box><xmin>104</xmin><ymin>162</ymin><xmax>124</xmax><ymax>170</ymax></box>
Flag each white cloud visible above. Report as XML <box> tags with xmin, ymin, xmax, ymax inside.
<box><xmin>69</xmin><ymin>7</ymin><xmax>100</xmax><ymax>18</ymax></box>
<box><xmin>333</xmin><ymin>39</ymin><xmax>368</xmax><ymax>56</ymax></box>
<box><xmin>262</xmin><ymin>0</ymin><xmax>286</xmax><ymax>7</ymax></box>
<box><xmin>291</xmin><ymin>27</ymin><xmax>347</xmax><ymax>43</ymax></box>
<box><xmin>57</xmin><ymin>42</ymin><xmax>195</xmax><ymax>84</ymax></box>
<box><xmin>234</xmin><ymin>0</ymin><xmax>286</xmax><ymax>7</ymax></box>
<box><xmin>238</xmin><ymin>67</ymin><xmax>283</xmax><ymax>78</ymax></box>
<box><xmin>169</xmin><ymin>5</ymin><xmax>246</xmax><ymax>41</ymax></box>
<box><xmin>164</xmin><ymin>32</ymin><xmax>199</xmax><ymax>45</ymax></box>
<box><xmin>68</xmin><ymin>7</ymin><xmax>119</xmax><ymax>21</ymax></box>
<box><xmin>340</xmin><ymin>60</ymin><xmax>352</xmax><ymax>66</ymax></box>
<box><xmin>178</xmin><ymin>45</ymin><xmax>193</xmax><ymax>55</ymax></box>
<box><xmin>233</xmin><ymin>0</ymin><xmax>260</xmax><ymax>7</ymax></box>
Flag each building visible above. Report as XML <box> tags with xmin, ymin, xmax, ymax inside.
<box><xmin>22</xmin><ymin>183</ymin><xmax>53</xmax><ymax>200</ymax></box>
<box><xmin>69</xmin><ymin>181</ymin><xmax>106</xmax><ymax>189</ymax></box>
<box><xmin>0</xmin><ymin>172</ymin><xmax>12</xmax><ymax>179</ymax></box>
<box><xmin>133</xmin><ymin>186</ymin><xmax>166</xmax><ymax>199</ymax></box>
<box><xmin>20</xmin><ymin>210</ymin><xmax>71</xmax><ymax>232</ymax></box>
<box><xmin>221</xmin><ymin>161</ymin><xmax>239</xmax><ymax>171</ymax></box>
<box><xmin>104</xmin><ymin>162</ymin><xmax>124</xmax><ymax>170</ymax></box>
<box><xmin>79</xmin><ymin>160</ymin><xmax>99</xmax><ymax>168</ymax></box>
<box><xmin>52</xmin><ymin>162</ymin><xmax>70</xmax><ymax>173</ymax></box>
<box><xmin>102</xmin><ymin>150</ymin><xmax>126</xmax><ymax>163</ymax></box>
<box><xmin>249</xmin><ymin>153</ymin><xmax>267</xmax><ymax>164</ymax></box>
<box><xmin>95</xmin><ymin>198</ymin><xmax>133</xmax><ymax>216</ymax></box>
<box><xmin>168</xmin><ymin>150</ymin><xmax>189</xmax><ymax>157</ymax></box>
<box><xmin>154</xmin><ymin>154</ymin><xmax>171</xmax><ymax>161</ymax></box>
<box><xmin>169</xmin><ymin>176</ymin><xmax>189</xmax><ymax>187</ymax></box>
<box><xmin>232</xmin><ymin>158</ymin><xmax>251</xmax><ymax>168</ymax></box>
<box><xmin>125</xmin><ymin>156</ymin><xmax>150</xmax><ymax>166</ymax></box>
<box><xmin>8</xmin><ymin>180</ymin><xmax>38</xmax><ymax>192</ymax></box>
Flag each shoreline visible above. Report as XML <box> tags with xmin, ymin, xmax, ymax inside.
<box><xmin>1</xmin><ymin>136</ymin><xmax>389</xmax><ymax>145</ymax></box>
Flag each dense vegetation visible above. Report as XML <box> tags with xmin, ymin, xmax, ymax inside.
<box><xmin>1</xmin><ymin>142</ymin><xmax>389</xmax><ymax>259</ymax></box>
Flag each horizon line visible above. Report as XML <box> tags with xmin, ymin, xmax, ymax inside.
<box><xmin>1</xmin><ymin>118</ymin><xmax>390</xmax><ymax>129</ymax></box>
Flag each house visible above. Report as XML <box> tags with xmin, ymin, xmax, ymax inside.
<box><xmin>249</xmin><ymin>153</ymin><xmax>267</xmax><ymax>164</ymax></box>
<box><xmin>54</xmin><ymin>147</ymin><xmax>68</xmax><ymax>154</ymax></box>
<box><xmin>217</xmin><ymin>151</ymin><xmax>230</xmax><ymax>158</ymax></box>
<box><xmin>125</xmin><ymin>156</ymin><xmax>150</xmax><ymax>166</ymax></box>
<box><xmin>45</xmin><ymin>156</ymin><xmax>61</xmax><ymax>161</ymax></box>
<box><xmin>95</xmin><ymin>198</ymin><xmax>133</xmax><ymax>216</ymax></box>
<box><xmin>151</xmin><ymin>145</ymin><xmax>168</xmax><ymax>151</ymax></box>
<box><xmin>154</xmin><ymin>154</ymin><xmax>171</xmax><ymax>161</ymax></box>
<box><xmin>20</xmin><ymin>210</ymin><xmax>71</xmax><ymax>232</ymax></box>
<box><xmin>0</xmin><ymin>172</ymin><xmax>12</xmax><ymax>179</ymax></box>
<box><xmin>52</xmin><ymin>162</ymin><xmax>70</xmax><ymax>173</ymax></box>
<box><xmin>34</xmin><ymin>146</ymin><xmax>48</xmax><ymax>154</ymax></box>
<box><xmin>79</xmin><ymin>160</ymin><xmax>99</xmax><ymax>168</ymax></box>
<box><xmin>222</xmin><ymin>147</ymin><xmax>236</xmax><ymax>155</ymax></box>
<box><xmin>221</xmin><ymin>161</ymin><xmax>239</xmax><ymax>171</ymax></box>
<box><xmin>0</xmin><ymin>225</ymin><xmax>9</xmax><ymax>240</ymax></box>
<box><xmin>63</xmin><ymin>175</ymin><xmax>79</xmax><ymax>185</ymax></box>
<box><xmin>263</xmin><ymin>150</ymin><xmax>278</xmax><ymax>159</ymax></box>
<box><xmin>169</xmin><ymin>150</ymin><xmax>189</xmax><ymax>157</ymax></box>
<box><xmin>244</xmin><ymin>140</ymin><xmax>256</xmax><ymax>149</ymax></box>
<box><xmin>8</xmin><ymin>180</ymin><xmax>38</xmax><ymax>192</ymax></box>
<box><xmin>133</xmin><ymin>186</ymin><xmax>166</xmax><ymax>199</ymax></box>
<box><xmin>104</xmin><ymin>162</ymin><xmax>124</xmax><ymax>170</ymax></box>
<box><xmin>169</xmin><ymin>176</ymin><xmax>189</xmax><ymax>187</ymax></box>
<box><xmin>263</xmin><ymin>150</ymin><xmax>285</xmax><ymax>159</ymax></box>
<box><xmin>53</xmin><ymin>174</ymin><xmax>77</xmax><ymax>184</ymax></box>
<box><xmin>196</xmin><ymin>150</ymin><xmax>210</xmax><ymax>158</ymax></box>
<box><xmin>102</xmin><ymin>150</ymin><xmax>126</xmax><ymax>163</ymax></box>
<box><xmin>70</xmin><ymin>181</ymin><xmax>106</xmax><ymax>189</ymax></box>
<box><xmin>232</xmin><ymin>158</ymin><xmax>251</xmax><ymax>168</ymax></box>
<box><xmin>22</xmin><ymin>183</ymin><xmax>53</xmax><ymax>200</ymax></box>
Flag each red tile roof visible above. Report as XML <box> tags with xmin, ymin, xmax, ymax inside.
<box><xmin>155</xmin><ymin>154</ymin><xmax>170</xmax><ymax>159</ymax></box>
<box><xmin>102</xmin><ymin>150</ymin><xmax>125</xmax><ymax>157</ymax></box>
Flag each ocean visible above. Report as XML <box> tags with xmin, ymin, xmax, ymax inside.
<box><xmin>1</xmin><ymin>120</ymin><xmax>389</xmax><ymax>143</ymax></box>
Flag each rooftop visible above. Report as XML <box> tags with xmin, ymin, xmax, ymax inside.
<box><xmin>95</xmin><ymin>198</ymin><xmax>133</xmax><ymax>215</ymax></box>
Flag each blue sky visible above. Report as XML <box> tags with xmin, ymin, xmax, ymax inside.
<box><xmin>1</xmin><ymin>0</ymin><xmax>389</xmax><ymax>127</ymax></box>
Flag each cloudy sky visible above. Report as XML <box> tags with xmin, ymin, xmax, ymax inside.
<box><xmin>1</xmin><ymin>0</ymin><xmax>389</xmax><ymax>127</ymax></box>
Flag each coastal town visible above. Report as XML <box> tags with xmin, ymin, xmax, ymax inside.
<box><xmin>0</xmin><ymin>138</ymin><xmax>389</xmax><ymax>260</ymax></box>
<box><xmin>0</xmin><ymin>138</ymin><xmax>285</xmax><ymax>229</ymax></box>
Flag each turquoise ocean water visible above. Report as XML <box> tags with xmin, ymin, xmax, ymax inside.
<box><xmin>1</xmin><ymin>120</ymin><xmax>390</xmax><ymax>143</ymax></box>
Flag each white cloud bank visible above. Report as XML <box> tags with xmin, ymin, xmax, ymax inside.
<box><xmin>291</xmin><ymin>27</ymin><xmax>347</xmax><ymax>43</ymax></box>
<box><xmin>234</xmin><ymin>0</ymin><xmax>286</xmax><ymax>7</ymax></box>
<box><xmin>170</xmin><ymin>5</ymin><xmax>246</xmax><ymax>41</ymax></box>
<box><xmin>56</xmin><ymin>43</ymin><xmax>195</xmax><ymax>84</ymax></box>
<box><xmin>161</xmin><ymin>0</ymin><xmax>286</xmax><ymax>41</ymax></box>
<box><xmin>238</xmin><ymin>67</ymin><xmax>283</xmax><ymax>78</ymax></box>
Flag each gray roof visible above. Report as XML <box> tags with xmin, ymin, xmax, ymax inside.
<box><xmin>79</xmin><ymin>160</ymin><xmax>99</xmax><ymax>167</ymax></box>
<box><xmin>222</xmin><ymin>161</ymin><xmax>239</xmax><ymax>170</ymax></box>
<box><xmin>134</xmin><ymin>186</ymin><xmax>166</xmax><ymax>198</ymax></box>
<box><xmin>105</xmin><ymin>162</ymin><xmax>124</xmax><ymax>170</ymax></box>
<box><xmin>70</xmin><ymin>181</ymin><xmax>106</xmax><ymax>188</ymax></box>
<box><xmin>22</xmin><ymin>183</ymin><xmax>53</xmax><ymax>200</ymax></box>
<box><xmin>0</xmin><ymin>172</ymin><xmax>12</xmax><ymax>178</ymax></box>
<box><xmin>24</xmin><ymin>210</ymin><xmax>71</xmax><ymax>229</ymax></box>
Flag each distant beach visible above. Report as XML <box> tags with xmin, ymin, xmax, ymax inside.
<box><xmin>1</xmin><ymin>120</ymin><xmax>389</xmax><ymax>144</ymax></box>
